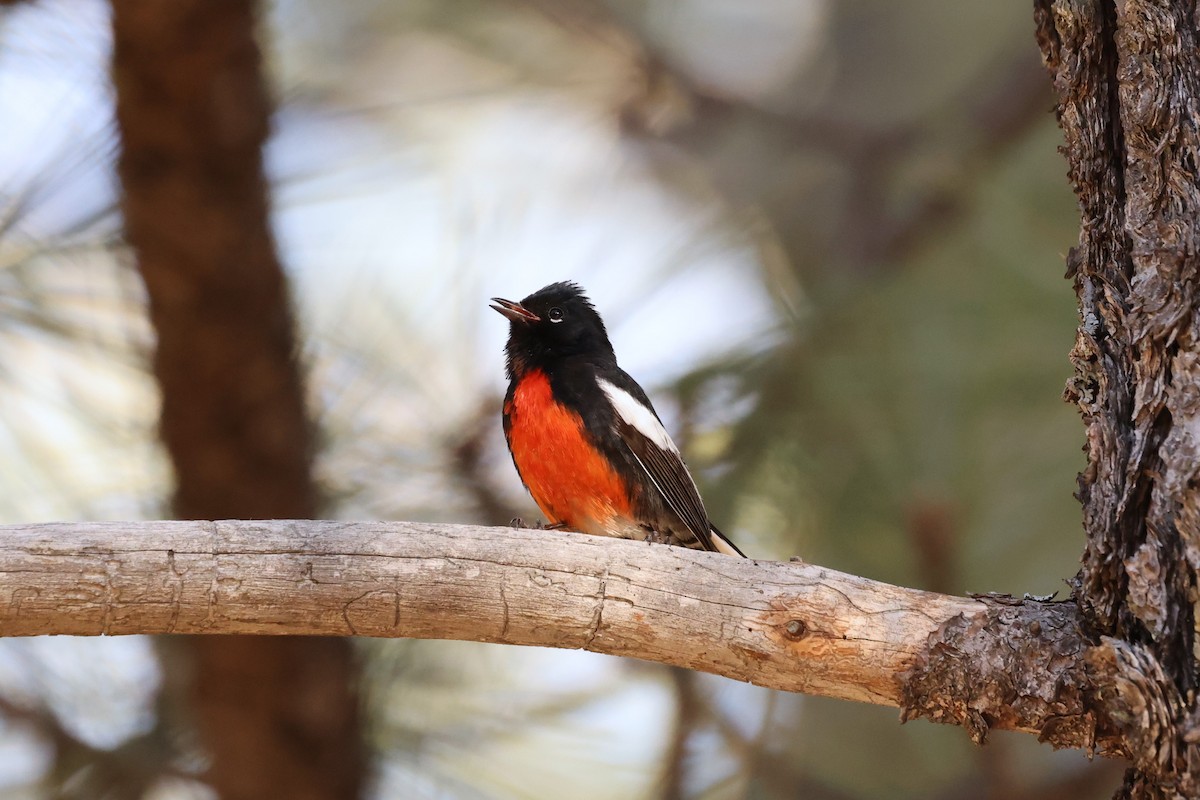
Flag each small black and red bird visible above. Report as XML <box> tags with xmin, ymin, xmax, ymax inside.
<box><xmin>491</xmin><ymin>281</ymin><xmax>744</xmax><ymax>557</ymax></box>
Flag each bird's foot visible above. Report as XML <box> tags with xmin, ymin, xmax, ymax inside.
<box><xmin>509</xmin><ymin>517</ymin><xmax>567</xmax><ymax>531</ymax></box>
<box><xmin>643</xmin><ymin>529</ymin><xmax>671</xmax><ymax>546</ymax></box>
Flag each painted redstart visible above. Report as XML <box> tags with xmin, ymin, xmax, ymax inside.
<box><xmin>491</xmin><ymin>281</ymin><xmax>744</xmax><ymax>557</ymax></box>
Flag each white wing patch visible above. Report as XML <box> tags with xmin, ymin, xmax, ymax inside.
<box><xmin>598</xmin><ymin>379</ymin><xmax>678</xmax><ymax>453</ymax></box>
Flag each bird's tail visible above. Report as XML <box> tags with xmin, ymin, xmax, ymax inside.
<box><xmin>709</xmin><ymin>524</ymin><xmax>746</xmax><ymax>558</ymax></box>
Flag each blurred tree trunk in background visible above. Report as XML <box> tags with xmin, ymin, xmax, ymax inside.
<box><xmin>110</xmin><ymin>2</ymin><xmax>362</xmax><ymax>799</ymax></box>
<box><xmin>1036</xmin><ymin>1</ymin><xmax>1200</xmax><ymax>798</ymax></box>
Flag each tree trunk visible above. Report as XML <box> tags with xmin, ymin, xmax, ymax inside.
<box><xmin>1034</xmin><ymin>1</ymin><xmax>1200</xmax><ymax>797</ymax></box>
<box><xmin>110</xmin><ymin>2</ymin><xmax>362</xmax><ymax>798</ymax></box>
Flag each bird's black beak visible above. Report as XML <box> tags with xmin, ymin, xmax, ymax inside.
<box><xmin>490</xmin><ymin>297</ymin><xmax>540</xmax><ymax>324</ymax></box>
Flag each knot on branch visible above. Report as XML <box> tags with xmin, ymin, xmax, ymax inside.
<box><xmin>898</xmin><ymin>596</ymin><xmax>1119</xmax><ymax>754</ymax></box>
<box><xmin>783</xmin><ymin>619</ymin><xmax>808</xmax><ymax>640</ymax></box>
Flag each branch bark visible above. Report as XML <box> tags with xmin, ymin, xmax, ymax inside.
<box><xmin>0</xmin><ymin>520</ymin><xmax>1126</xmax><ymax>758</ymax></box>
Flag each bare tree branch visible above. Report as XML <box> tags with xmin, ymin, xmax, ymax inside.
<box><xmin>0</xmin><ymin>520</ymin><xmax>1127</xmax><ymax>760</ymax></box>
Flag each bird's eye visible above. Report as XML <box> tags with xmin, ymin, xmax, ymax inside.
<box><xmin>548</xmin><ymin>307</ymin><xmax>565</xmax><ymax>323</ymax></box>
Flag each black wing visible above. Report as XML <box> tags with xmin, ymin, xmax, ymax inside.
<box><xmin>601</xmin><ymin>370</ymin><xmax>720</xmax><ymax>552</ymax></box>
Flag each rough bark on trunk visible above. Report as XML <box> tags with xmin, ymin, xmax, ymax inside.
<box><xmin>1034</xmin><ymin>1</ymin><xmax>1200</xmax><ymax>797</ymax></box>
<box><xmin>110</xmin><ymin>2</ymin><xmax>362</xmax><ymax>798</ymax></box>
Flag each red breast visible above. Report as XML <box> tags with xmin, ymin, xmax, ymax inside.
<box><xmin>505</xmin><ymin>370</ymin><xmax>635</xmax><ymax>534</ymax></box>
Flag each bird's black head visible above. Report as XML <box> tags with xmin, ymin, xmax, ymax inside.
<box><xmin>491</xmin><ymin>281</ymin><xmax>615</xmax><ymax>378</ymax></box>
